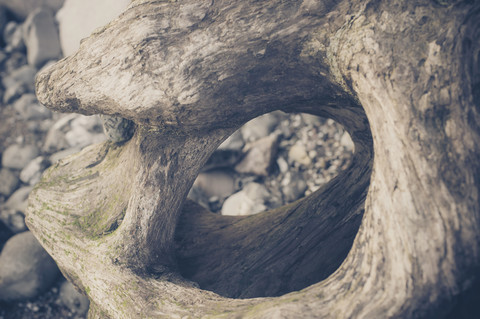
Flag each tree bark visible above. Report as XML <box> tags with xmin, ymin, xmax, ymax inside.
<box><xmin>26</xmin><ymin>0</ymin><xmax>480</xmax><ymax>318</ymax></box>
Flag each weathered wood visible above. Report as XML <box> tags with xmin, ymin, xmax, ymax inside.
<box><xmin>26</xmin><ymin>0</ymin><xmax>480</xmax><ymax>318</ymax></box>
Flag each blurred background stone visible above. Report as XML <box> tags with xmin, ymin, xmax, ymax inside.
<box><xmin>0</xmin><ymin>231</ymin><xmax>60</xmax><ymax>301</ymax></box>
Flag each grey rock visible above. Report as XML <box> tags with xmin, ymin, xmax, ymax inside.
<box><xmin>221</xmin><ymin>182</ymin><xmax>270</xmax><ymax>216</ymax></box>
<box><xmin>1</xmin><ymin>144</ymin><xmax>39</xmax><ymax>170</ymax></box>
<box><xmin>235</xmin><ymin>134</ymin><xmax>279</xmax><ymax>176</ymax></box>
<box><xmin>0</xmin><ymin>168</ymin><xmax>19</xmax><ymax>196</ymax></box>
<box><xmin>59</xmin><ymin>280</ymin><xmax>90</xmax><ymax>316</ymax></box>
<box><xmin>3</xmin><ymin>64</ymin><xmax>37</xmax><ymax>92</ymax></box>
<box><xmin>281</xmin><ymin>171</ymin><xmax>307</xmax><ymax>203</ymax></box>
<box><xmin>23</xmin><ymin>8</ymin><xmax>62</xmax><ymax>68</ymax></box>
<box><xmin>13</xmin><ymin>93</ymin><xmax>51</xmax><ymax>120</ymax></box>
<box><xmin>240</xmin><ymin>111</ymin><xmax>284</xmax><ymax>142</ymax></box>
<box><xmin>193</xmin><ymin>170</ymin><xmax>236</xmax><ymax>200</ymax></box>
<box><xmin>187</xmin><ymin>186</ymin><xmax>209</xmax><ymax>210</ymax></box>
<box><xmin>202</xmin><ymin>149</ymin><xmax>242</xmax><ymax>172</ymax></box>
<box><xmin>0</xmin><ymin>0</ymin><xmax>64</xmax><ymax>20</ymax></box>
<box><xmin>4</xmin><ymin>186</ymin><xmax>33</xmax><ymax>214</ymax></box>
<box><xmin>276</xmin><ymin>156</ymin><xmax>289</xmax><ymax>174</ymax></box>
<box><xmin>65</xmin><ymin>127</ymin><xmax>106</xmax><ymax>149</ymax></box>
<box><xmin>218</xmin><ymin>130</ymin><xmax>244</xmax><ymax>151</ymax></box>
<box><xmin>3</xmin><ymin>82</ymin><xmax>28</xmax><ymax>104</ymax></box>
<box><xmin>0</xmin><ymin>231</ymin><xmax>60</xmax><ymax>301</ymax></box>
<box><xmin>0</xmin><ymin>208</ymin><xmax>27</xmax><ymax>233</ymax></box>
<box><xmin>3</xmin><ymin>21</ymin><xmax>25</xmax><ymax>53</ymax></box>
<box><xmin>20</xmin><ymin>156</ymin><xmax>50</xmax><ymax>185</ymax></box>
<box><xmin>100</xmin><ymin>115</ymin><xmax>135</xmax><ymax>143</ymax></box>
<box><xmin>3</xmin><ymin>52</ymin><xmax>27</xmax><ymax>73</ymax></box>
<box><xmin>42</xmin><ymin>114</ymin><xmax>79</xmax><ymax>153</ymax></box>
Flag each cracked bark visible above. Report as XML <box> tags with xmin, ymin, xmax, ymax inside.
<box><xmin>26</xmin><ymin>0</ymin><xmax>480</xmax><ymax>318</ymax></box>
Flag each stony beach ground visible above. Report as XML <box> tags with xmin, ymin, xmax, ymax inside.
<box><xmin>0</xmin><ymin>1</ymin><xmax>354</xmax><ymax>318</ymax></box>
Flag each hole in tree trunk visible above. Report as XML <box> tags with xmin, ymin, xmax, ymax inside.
<box><xmin>176</xmin><ymin>110</ymin><xmax>371</xmax><ymax>299</ymax></box>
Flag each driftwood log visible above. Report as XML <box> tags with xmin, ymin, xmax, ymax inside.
<box><xmin>26</xmin><ymin>0</ymin><xmax>480</xmax><ymax>317</ymax></box>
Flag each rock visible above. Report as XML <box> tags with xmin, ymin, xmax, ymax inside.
<box><xmin>0</xmin><ymin>208</ymin><xmax>27</xmax><ymax>233</ymax></box>
<box><xmin>1</xmin><ymin>144</ymin><xmax>39</xmax><ymax>170</ymax></box>
<box><xmin>235</xmin><ymin>134</ymin><xmax>279</xmax><ymax>176</ymax></box>
<box><xmin>56</xmin><ymin>0</ymin><xmax>131</xmax><ymax>56</ymax></box>
<box><xmin>3</xmin><ymin>51</ymin><xmax>27</xmax><ymax>73</ymax></box>
<box><xmin>13</xmin><ymin>93</ymin><xmax>51</xmax><ymax>120</ymax></box>
<box><xmin>23</xmin><ymin>8</ymin><xmax>62</xmax><ymax>68</ymax></box>
<box><xmin>281</xmin><ymin>171</ymin><xmax>308</xmax><ymax>203</ymax></box>
<box><xmin>0</xmin><ymin>168</ymin><xmax>19</xmax><ymax>196</ymax></box>
<box><xmin>65</xmin><ymin>119</ymin><xmax>106</xmax><ymax>149</ymax></box>
<box><xmin>288</xmin><ymin>142</ymin><xmax>312</xmax><ymax>166</ymax></box>
<box><xmin>19</xmin><ymin>156</ymin><xmax>50</xmax><ymax>185</ymax></box>
<box><xmin>202</xmin><ymin>149</ymin><xmax>242</xmax><ymax>172</ymax></box>
<box><xmin>3</xmin><ymin>21</ymin><xmax>25</xmax><ymax>53</ymax></box>
<box><xmin>340</xmin><ymin>131</ymin><xmax>354</xmax><ymax>152</ymax></box>
<box><xmin>100</xmin><ymin>115</ymin><xmax>135</xmax><ymax>143</ymax></box>
<box><xmin>0</xmin><ymin>231</ymin><xmax>60</xmax><ymax>301</ymax></box>
<box><xmin>218</xmin><ymin>130</ymin><xmax>244</xmax><ymax>151</ymax></box>
<box><xmin>2</xmin><ymin>82</ymin><xmax>28</xmax><ymax>104</ymax></box>
<box><xmin>0</xmin><ymin>0</ymin><xmax>64</xmax><ymax>20</ymax></box>
<box><xmin>42</xmin><ymin>114</ymin><xmax>75</xmax><ymax>153</ymax></box>
<box><xmin>2</xmin><ymin>64</ymin><xmax>37</xmax><ymax>92</ymax></box>
<box><xmin>221</xmin><ymin>182</ymin><xmax>270</xmax><ymax>216</ymax></box>
<box><xmin>58</xmin><ymin>280</ymin><xmax>90</xmax><ymax>316</ymax></box>
<box><xmin>4</xmin><ymin>186</ymin><xmax>33</xmax><ymax>214</ymax></box>
<box><xmin>276</xmin><ymin>156</ymin><xmax>289</xmax><ymax>174</ymax></box>
<box><xmin>187</xmin><ymin>186</ymin><xmax>209</xmax><ymax>210</ymax></box>
<box><xmin>240</xmin><ymin>111</ymin><xmax>284</xmax><ymax>142</ymax></box>
<box><xmin>193</xmin><ymin>170</ymin><xmax>236</xmax><ymax>200</ymax></box>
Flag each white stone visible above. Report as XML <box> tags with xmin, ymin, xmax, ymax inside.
<box><xmin>4</xmin><ymin>186</ymin><xmax>33</xmax><ymax>214</ymax></box>
<box><xmin>235</xmin><ymin>134</ymin><xmax>279</xmax><ymax>176</ymax></box>
<box><xmin>193</xmin><ymin>170</ymin><xmax>236</xmax><ymax>199</ymax></box>
<box><xmin>340</xmin><ymin>131</ymin><xmax>355</xmax><ymax>152</ymax></box>
<box><xmin>0</xmin><ymin>0</ymin><xmax>64</xmax><ymax>19</ymax></box>
<box><xmin>240</xmin><ymin>111</ymin><xmax>284</xmax><ymax>142</ymax></box>
<box><xmin>20</xmin><ymin>156</ymin><xmax>49</xmax><ymax>185</ymax></box>
<box><xmin>56</xmin><ymin>0</ymin><xmax>131</xmax><ymax>57</ymax></box>
<box><xmin>0</xmin><ymin>169</ymin><xmax>19</xmax><ymax>196</ymax></box>
<box><xmin>23</xmin><ymin>8</ymin><xmax>62</xmax><ymax>68</ymax></box>
<box><xmin>13</xmin><ymin>94</ymin><xmax>51</xmax><ymax>120</ymax></box>
<box><xmin>2</xmin><ymin>144</ymin><xmax>39</xmax><ymax>170</ymax></box>
<box><xmin>221</xmin><ymin>182</ymin><xmax>270</xmax><ymax>216</ymax></box>
<box><xmin>288</xmin><ymin>143</ymin><xmax>311</xmax><ymax>166</ymax></box>
<box><xmin>218</xmin><ymin>130</ymin><xmax>244</xmax><ymax>151</ymax></box>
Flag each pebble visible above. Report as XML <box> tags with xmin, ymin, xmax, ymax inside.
<box><xmin>3</xmin><ymin>21</ymin><xmax>25</xmax><ymax>53</ymax></box>
<box><xmin>58</xmin><ymin>280</ymin><xmax>90</xmax><ymax>316</ymax></box>
<box><xmin>0</xmin><ymin>208</ymin><xmax>27</xmax><ymax>233</ymax></box>
<box><xmin>193</xmin><ymin>169</ymin><xmax>236</xmax><ymax>200</ymax></box>
<box><xmin>340</xmin><ymin>131</ymin><xmax>354</xmax><ymax>152</ymax></box>
<box><xmin>222</xmin><ymin>182</ymin><xmax>270</xmax><ymax>216</ymax></box>
<box><xmin>288</xmin><ymin>143</ymin><xmax>312</xmax><ymax>166</ymax></box>
<box><xmin>0</xmin><ymin>168</ymin><xmax>19</xmax><ymax>197</ymax></box>
<box><xmin>1</xmin><ymin>144</ymin><xmax>40</xmax><ymax>170</ymax></box>
<box><xmin>23</xmin><ymin>8</ymin><xmax>62</xmax><ymax>68</ymax></box>
<box><xmin>13</xmin><ymin>93</ymin><xmax>51</xmax><ymax>120</ymax></box>
<box><xmin>218</xmin><ymin>130</ymin><xmax>244</xmax><ymax>151</ymax></box>
<box><xmin>235</xmin><ymin>134</ymin><xmax>279</xmax><ymax>176</ymax></box>
<box><xmin>281</xmin><ymin>171</ymin><xmax>308</xmax><ymax>203</ymax></box>
<box><xmin>0</xmin><ymin>231</ymin><xmax>60</xmax><ymax>301</ymax></box>
<box><xmin>240</xmin><ymin>111</ymin><xmax>284</xmax><ymax>142</ymax></box>
<box><xmin>4</xmin><ymin>186</ymin><xmax>33</xmax><ymax>214</ymax></box>
<box><xmin>0</xmin><ymin>0</ymin><xmax>65</xmax><ymax>20</ymax></box>
<box><xmin>20</xmin><ymin>156</ymin><xmax>50</xmax><ymax>185</ymax></box>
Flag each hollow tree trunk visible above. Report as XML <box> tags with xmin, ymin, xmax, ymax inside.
<box><xmin>26</xmin><ymin>0</ymin><xmax>480</xmax><ymax>318</ymax></box>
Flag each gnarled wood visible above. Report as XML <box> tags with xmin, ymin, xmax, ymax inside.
<box><xmin>26</xmin><ymin>0</ymin><xmax>480</xmax><ymax>318</ymax></box>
